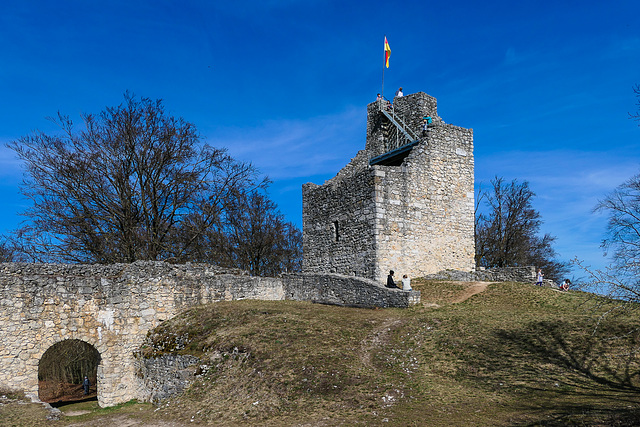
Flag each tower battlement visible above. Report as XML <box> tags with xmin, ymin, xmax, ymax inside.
<box><xmin>366</xmin><ymin>91</ymin><xmax>439</xmax><ymax>158</ymax></box>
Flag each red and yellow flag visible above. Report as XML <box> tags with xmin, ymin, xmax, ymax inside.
<box><xmin>384</xmin><ymin>37</ymin><xmax>391</xmax><ymax>68</ymax></box>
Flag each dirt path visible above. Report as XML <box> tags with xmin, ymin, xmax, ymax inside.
<box><xmin>450</xmin><ymin>281</ymin><xmax>493</xmax><ymax>303</ymax></box>
<box><xmin>66</xmin><ymin>414</ymin><xmax>187</xmax><ymax>426</ymax></box>
<box><xmin>62</xmin><ymin>409</ymin><xmax>92</xmax><ymax>416</ymax></box>
<box><xmin>359</xmin><ymin>318</ymin><xmax>405</xmax><ymax>368</ymax></box>
<box><xmin>423</xmin><ymin>281</ymin><xmax>493</xmax><ymax>308</ymax></box>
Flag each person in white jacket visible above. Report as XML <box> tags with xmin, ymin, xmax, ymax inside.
<box><xmin>401</xmin><ymin>274</ymin><xmax>412</xmax><ymax>291</ymax></box>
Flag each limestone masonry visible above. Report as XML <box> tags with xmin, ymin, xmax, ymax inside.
<box><xmin>0</xmin><ymin>261</ymin><xmax>418</xmax><ymax>407</ymax></box>
<box><xmin>303</xmin><ymin>92</ymin><xmax>475</xmax><ymax>282</ymax></box>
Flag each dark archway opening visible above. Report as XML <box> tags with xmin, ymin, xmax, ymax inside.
<box><xmin>38</xmin><ymin>339</ymin><xmax>101</xmax><ymax>404</ymax></box>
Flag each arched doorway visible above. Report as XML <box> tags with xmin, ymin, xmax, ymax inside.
<box><xmin>38</xmin><ymin>339</ymin><xmax>101</xmax><ymax>404</ymax></box>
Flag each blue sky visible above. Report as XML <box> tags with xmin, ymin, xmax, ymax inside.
<box><xmin>1</xmin><ymin>0</ymin><xmax>639</xmax><ymax>274</ymax></box>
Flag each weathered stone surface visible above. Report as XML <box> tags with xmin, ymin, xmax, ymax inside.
<box><xmin>0</xmin><ymin>261</ymin><xmax>419</xmax><ymax>407</ymax></box>
<box><xmin>303</xmin><ymin>92</ymin><xmax>475</xmax><ymax>283</ymax></box>
<box><xmin>423</xmin><ymin>266</ymin><xmax>537</xmax><ymax>283</ymax></box>
<box><xmin>135</xmin><ymin>354</ymin><xmax>201</xmax><ymax>403</ymax></box>
<box><xmin>283</xmin><ymin>273</ymin><xmax>420</xmax><ymax>308</ymax></box>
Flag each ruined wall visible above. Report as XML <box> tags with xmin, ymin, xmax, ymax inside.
<box><xmin>303</xmin><ymin>92</ymin><xmax>475</xmax><ymax>283</ymax></box>
<box><xmin>283</xmin><ymin>273</ymin><xmax>420</xmax><ymax>308</ymax></box>
<box><xmin>136</xmin><ymin>273</ymin><xmax>420</xmax><ymax>403</ymax></box>
<box><xmin>135</xmin><ymin>354</ymin><xmax>202</xmax><ymax>403</ymax></box>
<box><xmin>0</xmin><ymin>262</ymin><xmax>283</xmax><ymax>407</ymax></box>
<box><xmin>0</xmin><ymin>261</ymin><xmax>418</xmax><ymax>407</ymax></box>
<box><xmin>423</xmin><ymin>266</ymin><xmax>537</xmax><ymax>283</ymax></box>
<box><xmin>302</xmin><ymin>151</ymin><xmax>377</xmax><ymax>278</ymax></box>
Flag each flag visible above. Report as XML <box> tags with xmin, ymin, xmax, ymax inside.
<box><xmin>384</xmin><ymin>37</ymin><xmax>391</xmax><ymax>68</ymax></box>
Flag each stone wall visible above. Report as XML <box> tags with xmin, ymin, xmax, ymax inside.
<box><xmin>0</xmin><ymin>261</ymin><xmax>419</xmax><ymax>407</ymax></box>
<box><xmin>0</xmin><ymin>261</ymin><xmax>284</xmax><ymax>407</ymax></box>
<box><xmin>302</xmin><ymin>151</ymin><xmax>378</xmax><ymax>278</ymax></box>
<box><xmin>423</xmin><ymin>266</ymin><xmax>537</xmax><ymax>283</ymax></box>
<box><xmin>135</xmin><ymin>354</ymin><xmax>201</xmax><ymax>403</ymax></box>
<box><xmin>303</xmin><ymin>91</ymin><xmax>475</xmax><ymax>283</ymax></box>
<box><xmin>283</xmin><ymin>273</ymin><xmax>420</xmax><ymax>308</ymax></box>
<box><xmin>135</xmin><ymin>274</ymin><xmax>420</xmax><ymax>403</ymax></box>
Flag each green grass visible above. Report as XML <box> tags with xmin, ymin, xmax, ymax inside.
<box><xmin>3</xmin><ymin>280</ymin><xmax>640</xmax><ymax>426</ymax></box>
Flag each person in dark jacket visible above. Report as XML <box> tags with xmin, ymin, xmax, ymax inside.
<box><xmin>83</xmin><ymin>376</ymin><xmax>90</xmax><ymax>395</ymax></box>
<box><xmin>386</xmin><ymin>270</ymin><xmax>397</xmax><ymax>288</ymax></box>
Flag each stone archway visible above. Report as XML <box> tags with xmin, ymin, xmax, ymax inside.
<box><xmin>38</xmin><ymin>339</ymin><xmax>101</xmax><ymax>404</ymax></box>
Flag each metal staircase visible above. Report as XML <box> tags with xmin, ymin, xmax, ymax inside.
<box><xmin>369</xmin><ymin>99</ymin><xmax>421</xmax><ymax>166</ymax></box>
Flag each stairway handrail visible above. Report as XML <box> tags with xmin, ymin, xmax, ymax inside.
<box><xmin>376</xmin><ymin>99</ymin><xmax>419</xmax><ymax>142</ymax></box>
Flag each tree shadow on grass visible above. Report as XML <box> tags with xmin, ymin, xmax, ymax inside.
<box><xmin>515</xmin><ymin>406</ymin><xmax>640</xmax><ymax>426</ymax></box>
<box><xmin>462</xmin><ymin>320</ymin><xmax>640</xmax><ymax>425</ymax></box>
<box><xmin>505</xmin><ymin>321</ymin><xmax>638</xmax><ymax>389</ymax></box>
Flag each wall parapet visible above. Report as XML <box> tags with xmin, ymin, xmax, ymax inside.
<box><xmin>283</xmin><ymin>273</ymin><xmax>420</xmax><ymax>308</ymax></box>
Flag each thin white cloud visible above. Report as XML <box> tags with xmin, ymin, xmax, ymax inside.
<box><xmin>206</xmin><ymin>107</ymin><xmax>366</xmax><ymax>180</ymax></box>
<box><xmin>476</xmin><ymin>149</ymin><xmax>640</xmax><ymax>271</ymax></box>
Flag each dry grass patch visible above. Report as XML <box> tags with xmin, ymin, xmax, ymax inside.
<box><xmin>138</xmin><ymin>285</ymin><xmax>640</xmax><ymax>425</ymax></box>
<box><xmin>142</xmin><ymin>300</ymin><xmax>415</xmax><ymax>425</ymax></box>
<box><xmin>4</xmin><ymin>281</ymin><xmax>640</xmax><ymax>426</ymax></box>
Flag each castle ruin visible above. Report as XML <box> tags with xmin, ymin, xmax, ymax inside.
<box><xmin>302</xmin><ymin>91</ymin><xmax>475</xmax><ymax>283</ymax></box>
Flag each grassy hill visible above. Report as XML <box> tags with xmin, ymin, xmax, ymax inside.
<box><xmin>5</xmin><ymin>279</ymin><xmax>640</xmax><ymax>426</ymax></box>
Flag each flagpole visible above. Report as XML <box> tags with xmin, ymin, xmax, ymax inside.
<box><xmin>381</xmin><ymin>35</ymin><xmax>386</xmax><ymax>101</ymax></box>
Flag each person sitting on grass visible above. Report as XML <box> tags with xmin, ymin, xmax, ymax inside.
<box><xmin>560</xmin><ymin>279</ymin><xmax>570</xmax><ymax>291</ymax></box>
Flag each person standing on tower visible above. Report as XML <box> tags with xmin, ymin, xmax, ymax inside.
<box><xmin>422</xmin><ymin>116</ymin><xmax>432</xmax><ymax>136</ymax></box>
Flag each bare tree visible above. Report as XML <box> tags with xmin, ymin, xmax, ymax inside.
<box><xmin>561</xmin><ymin>88</ymin><xmax>640</xmax><ymax>364</ymax></box>
<box><xmin>584</xmin><ymin>85</ymin><xmax>640</xmax><ymax>300</ymax></box>
<box><xmin>590</xmin><ymin>171</ymin><xmax>640</xmax><ymax>302</ymax></box>
<box><xmin>277</xmin><ymin>219</ymin><xmax>303</xmax><ymax>274</ymax></box>
<box><xmin>211</xmin><ymin>189</ymin><xmax>301</xmax><ymax>276</ymax></box>
<box><xmin>573</xmin><ymin>174</ymin><xmax>640</xmax><ymax>344</ymax></box>
<box><xmin>0</xmin><ymin>237</ymin><xmax>15</xmax><ymax>262</ymax></box>
<box><xmin>476</xmin><ymin>176</ymin><xmax>568</xmax><ymax>281</ymax></box>
<box><xmin>474</xmin><ymin>183</ymin><xmax>488</xmax><ymax>267</ymax></box>
<box><xmin>630</xmin><ymin>84</ymin><xmax>640</xmax><ymax>124</ymax></box>
<box><xmin>8</xmin><ymin>93</ymin><xmax>267</xmax><ymax>264</ymax></box>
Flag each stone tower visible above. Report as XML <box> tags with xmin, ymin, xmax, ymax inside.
<box><xmin>302</xmin><ymin>92</ymin><xmax>475</xmax><ymax>283</ymax></box>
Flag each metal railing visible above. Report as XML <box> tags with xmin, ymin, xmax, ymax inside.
<box><xmin>376</xmin><ymin>98</ymin><xmax>419</xmax><ymax>153</ymax></box>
